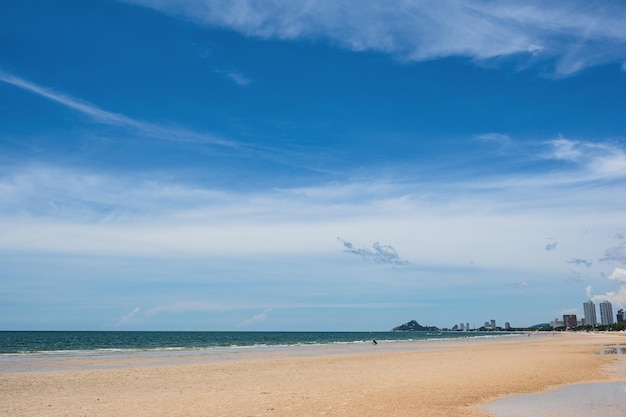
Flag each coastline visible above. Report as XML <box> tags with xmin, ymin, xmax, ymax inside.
<box><xmin>1</xmin><ymin>332</ymin><xmax>624</xmax><ymax>417</ymax></box>
<box><xmin>0</xmin><ymin>331</ymin><xmax>524</xmax><ymax>373</ymax></box>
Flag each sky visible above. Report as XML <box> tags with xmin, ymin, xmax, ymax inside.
<box><xmin>1</xmin><ymin>0</ymin><xmax>626</xmax><ymax>331</ymax></box>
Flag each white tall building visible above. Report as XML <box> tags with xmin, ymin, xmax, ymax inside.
<box><xmin>551</xmin><ymin>318</ymin><xmax>564</xmax><ymax>328</ymax></box>
<box><xmin>600</xmin><ymin>300</ymin><xmax>614</xmax><ymax>326</ymax></box>
<box><xmin>583</xmin><ymin>300</ymin><xmax>597</xmax><ymax>326</ymax></box>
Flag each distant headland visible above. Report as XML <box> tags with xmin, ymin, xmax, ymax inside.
<box><xmin>391</xmin><ymin>320</ymin><xmax>440</xmax><ymax>332</ymax></box>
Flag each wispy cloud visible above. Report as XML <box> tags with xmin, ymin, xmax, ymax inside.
<box><xmin>145</xmin><ymin>301</ymin><xmax>234</xmax><ymax>317</ymax></box>
<box><xmin>0</xmin><ymin>70</ymin><xmax>235</xmax><ymax>147</ymax></box>
<box><xmin>568</xmin><ymin>258</ymin><xmax>593</xmax><ymax>268</ymax></box>
<box><xmin>474</xmin><ymin>133</ymin><xmax>513</xmax><ymax>145</ymax></box>
<box><xmin>545</xmin><ymin>241</ymin><xmax>557</xmax><ymax>252</ymax></box>
<box><xmin>123</xmin><ymin>0</ymin><xmax>626</xmax><ymax>76</ymax></box>
<box><xmin>512</xmin><ymin>280</ymin><xmax>531</xmax><ymax>289</ymax></box>
<box><xmin>546</xmin><ymin>138</ymin><xmax>583</xmax><ymax>162</ymax></box>
<box><xmin>338</xmin><ymin>238</ymin><xmax>409</xmax><ymax>265</ymax></box>
<box><xmin>239</xmin><ymin>308</ymin><xmax>272</xmax><ymax>327</ymax></box>
<box><xmin>600</xmin><ymin>243</ymin><xmax>626</xmax><ymax>264</ymax></box>
<box><xmin>213</xmin><ymin>68</ymin><xmax>252</xmax><ymax>86</ymax></box>
<box><xmin>111</xmin><ymin>307</ymin><xmax>141</xmax><ymax>328</ymax></box>
<box><xmin>543</xmin><ymin>137</ymin><xmax>626</xmax><ymax>179</ymax></box>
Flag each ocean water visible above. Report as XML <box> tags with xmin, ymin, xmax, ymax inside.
<box><xmin>0</xmin><ymin>330</ymin><xmax>511</xmax><ymax>356</ymax></box>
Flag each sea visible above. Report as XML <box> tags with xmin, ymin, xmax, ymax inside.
<box><xmin>0</xmin><ymin>330</ymin><xmax>512</xmax><ymax>357</ymax></box>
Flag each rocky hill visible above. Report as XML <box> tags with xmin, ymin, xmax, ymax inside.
<box><xmin>392</xmin><ymin>320</ymin><xmax>440</xmax><ymax>332</ymax></box>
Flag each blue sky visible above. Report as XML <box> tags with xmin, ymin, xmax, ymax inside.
<box><xmin>1</xmin><ymin>0</ymin><xmax>626</xmax><ymax>331</ymax></box>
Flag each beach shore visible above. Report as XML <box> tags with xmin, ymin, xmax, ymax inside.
<box><xmin>2</xmin><ymin>332</ymin><xmax>625</xmax><ymax>417</ymax></box>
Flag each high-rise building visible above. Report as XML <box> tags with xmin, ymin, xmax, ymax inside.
<box><xmin>563</xmin><ymin>314</ymin><xmax>578</xmax><ymax>329</ymax></box>
<box><xmin>617</xmin><ymin>309</ymin><xmax>625</xmax><ymax>323</ymax></box>
<box><xmin>583</xmin><ymin>300</ymin><xmax>597</xmax><ymax>326</ymax></box>
<box><xmin>600</xmin><ymin>301</ymin><xmax>614</xmax><ymax>325</ymax></box>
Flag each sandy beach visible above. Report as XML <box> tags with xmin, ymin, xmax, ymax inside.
<box><xmin>2</xmin><ymin>332</ymin><xmax>625</xmax><ymax>417</ymax></box>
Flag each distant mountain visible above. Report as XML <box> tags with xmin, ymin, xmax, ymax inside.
<box><xmin>528</xmin><ymin>323</ymin><xmax>550</xmax><ymax>329</ymax></box>
<box><xmin>392</xmin><ymin>320</ymin><xmax>440</xmax><ymax>332</ymax></box>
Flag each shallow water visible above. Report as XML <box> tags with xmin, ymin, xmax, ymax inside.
<box><xmin>483</xmin><ymin>382</ymin><xmax>626</xmax><ymax>417</ymax></box>
<box><xmin>484</xmin><ymin>350</ymin><xmax>626</xmax><ymax>417</ymax></box>
<box><xmin>601</xmin><ymin>345</ymin><xmax>626</xmax><ymax>355</ymax></box>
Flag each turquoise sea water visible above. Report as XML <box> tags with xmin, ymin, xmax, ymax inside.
<box><xmin>0</xmin><ymin>331</ymin><xmax>511</xmax><ymax>356</ymax></box>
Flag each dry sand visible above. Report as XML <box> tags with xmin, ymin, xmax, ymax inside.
<box><xmin>2</xmin><ymin>332</ymin><xmax>625</xmax><ymax>417</ymax></box>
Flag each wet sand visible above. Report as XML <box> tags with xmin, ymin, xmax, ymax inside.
<box><xmin>1</xmin><ymin>332</ymin><xmax>625</xmax><ymax>417</ymax></box>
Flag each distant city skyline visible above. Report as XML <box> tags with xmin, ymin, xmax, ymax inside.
<box><xmin>2</xmin><ymin>1</ymin><xmax>626</xmax><ymax>331</ymax></box>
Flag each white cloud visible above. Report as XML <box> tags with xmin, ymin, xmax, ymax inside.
<box><xmin>122</xmin><ymin>0</ymin><xmax>626</xmax><ymax>76</ymax></box>
<box><xmin>609</xmin><ymin>268</ymin><xmax>626</xmax><ymax>282</ymax></box>
<box><xmin>590</xmin><ymin>268</ymin><xmax>626</xmax><ymax>308</ymax></box>
<box><xmin>591</xmin><ymin>289</ymin><xmax>626</xmax><ymax>308</ymax></box>
<box><xmin>546</xmin><ymin>138</ymin><xmax>582</xmax><ymax>162</ymax></box>
<box><xmin>594</xmin><ymin>151</ymin><xmax>626</xmax><ymax>178</ymax></box>
<box><xmin>543</xmin><ymin>138</ymin><xmax>626</xmax><ymax>179</ymax></box>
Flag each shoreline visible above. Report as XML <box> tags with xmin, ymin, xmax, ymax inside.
<box><xmin>0</xmin><ymin>332</ymin><xmax>526</xmax><ymax>373</ymax></box>
<box><xmin>0</xmin><ymin>329</ymin><xmax>518</xmax><ymax>356</ymax></box>
<box><xmin>2</xmin><ymin>332</ymin><xmax>625</xmax><ymax>417</ymax></box>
